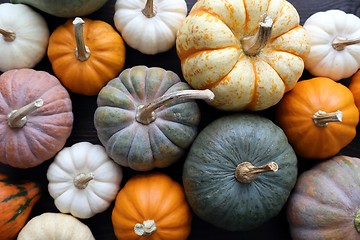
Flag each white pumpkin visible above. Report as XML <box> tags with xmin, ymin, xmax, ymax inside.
<box><xmin>17</xmin><ymin>212</ymin><xmax>95</xmax><ymax>240</ymax></box>
<box><xmin>303</xmin><ymin>9</ymin><xmax>360</xmax><ymax>81</ymax></box>
<box><xmin>113</xmin><ymin>0</ymin><xmax>187</xmax><ymax>55</ymax></box>
<box><xmin>47</xmin><ymin>142</ymin><xmax>123</xmax><ymax>219</ymax></box>
<box><xmin>0</xmin><ymin>3</ymin><xmax>49</xmax><ymax>72</ymax></box>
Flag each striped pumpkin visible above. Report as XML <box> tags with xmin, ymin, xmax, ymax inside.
<box><xmin>0</xmin><ymin>173</ymin><xmax>41</xmax><ymax>240</ymax></box>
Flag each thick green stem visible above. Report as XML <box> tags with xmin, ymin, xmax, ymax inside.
<box><xmin>332</xmin><ymin>36</ymin><xmax>360</xmax><ymax>51</ymax></box>
<box><xmin>312</xmin><ymin>110</ymin><xmax>342</xmax><ymax>128</ymax></box>
<box><xmin>135</xmin><ymin>89</ymin><xmax>214</xmax><ymax>125</ymax></box>
<box><xmin>134</xmin><ymin>220</ymin><xmax>157</xmax><ymax>236</ymax></box>
<box><xmin>142</xmin><ymin>0</ymin><xmax>156</xmax><ymax>18</ymax></box>
<box><xmin>7</xmin><ymin>99</ymin><xmax>44</xmax><ymax>128</ymax></box>
<box><xmin>235</xmin><ymin>161</ymin><xmax>278</xmax><ymax>183</ymax></box>
<box><xmin>73</xmin><ymin>17</ymin><xmax>90</xmax><ymax>61</ymax></box>
<box><xmin>74</xmin><ymin>173</ymin><xmax>94</xmax><ymax>189</ymax></box>
<box><xmin>0</xmin><ymin>28</ymin><xmax>15</xmax><ymax>42</ymax></box>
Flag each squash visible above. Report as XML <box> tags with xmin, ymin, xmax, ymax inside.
<box><xmin>10</xmin><ymin>0</ymin><xmax>108</xmax><ymax>18</ymax></box>
<box><xmin>0</xmin><ymin>3</ymin><xmax>49</xmax><ymax>72</ymax></box>
<box><xmin>287</xmin><ymin>155</ymin><xmax>360</xmax><ymax>240</ymax></box>
<box><xmin>94</xmin><ymin>65</ymin><xmax>214</xmax><ymax>171</ymax></box>
<box><xmin>176</xmin><ymin>0</ymin><xmax>310</xmax><ymax>111</ymax></box>
<box><xmin>303</xmin><ymin>9</ymin><xmax>360</xmax><ymax>81</ymax></box>
<box><xmin>17</xmin><ymin>212</ymin><xmax>95</xmax><ymax>240</ymax></box>
<box><xmin>0</xmin><ymin>173</ymin><xmax>41</xmax><ymax>240</ymax></box>
<box><xmin>48</xmin><ymin>17</ymin><xmax>126</xmax><ymax>96</ymax></box>
<box><xmin>0</xmin><ymin>68</ymin><xmax>73</xmax><ymax>168</ymax></box>
<box><xmin>182</xmin><ymin>113</ymin><xmax>298</xmax><ymax>231</ymax></box>
<box><xmin>47</xmin><ymin>142</ymin><xmax>123</xmax><ymax>219</ymax></box>
<box><xmin>276</xmin><ymin>77</ymin><xmax>359</xmax><ymax>159</ymax></box>
<box><xmin>349</xmin><ymin>69</ymin><xmax>360</xmax><ymax>113</ymax></box>
<box><xmin>112</xmin><ymin>172</ymin><xmax>192</xmax><ymax>240</ymax></box>
<box><xmin>114</xmin><ymin>0</ymin><xmax>187</xmax><ymax>55</ymax></box>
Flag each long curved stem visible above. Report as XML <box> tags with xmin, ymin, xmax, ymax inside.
<box><xmin>235</xmin><ymin>161</ymin><xmax>278</xmax><ymax>183</ymax></box>
<box><xmin>312</xmin><ymin>110</ymin><xmax>342</xmax><ymax>127</ymax></box>
<box><xmin>332</xmin><ymin>36</ymin><xmax>360</xmax><ymax>51</ymax></box>
<box><xmin>73</xmin><ymin>17</ymin><xmax>90</xmax><ymax>61</ymax></box>
<box><xmin>7</xmin><ymin>99</ymin><xmax>44</xmax><ymax>128</ymax></box>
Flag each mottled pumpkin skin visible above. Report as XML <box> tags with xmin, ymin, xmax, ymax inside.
<box><xmin>0</xmin><ymin>173</ymin><xmax>41</xmax><ymax>240</ymax></box>
<box><xmin>183</xmin><ymin>114</ymin><xmax>297</xmax><ymax>231</ymax></box>
<box><xmin>0</xmin><ymin>69</ymin><xmax>74</xmax><ymax>168</ymax></box>
<box><xmin>287</xmin><ymin>155</ymin><xmax>360</xmax><ymax>240</ymax></box>
<box><xmin>94</xmin><ymin>66</ymin><xmax>201</xmax><ymax>171</ymax></box>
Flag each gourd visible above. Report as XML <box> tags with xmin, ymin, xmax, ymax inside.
<box><xmin>176</xmin><ymin>0</ymin><xmax>310</xmax><ymax>111</ymax></box>
<box><xmin>10</xmin><ymin>0</ymin><xmax>108</xmax><ymax>18</ymax></box>
<box><xmin>112</xmin><ymin>172</ymin><xmax>192</xmax><ymax>240</ymax></box>
<box><xmin>349</xmin><ymin>70</ymin><xmax>360</xmax><ymax>113</ymax></box>
<box><xmin>47</xmin><ymin>142</ymin><xmax>123</xmax><ymax>219</ymax></box>
<box><xmin>276</xmin><ymin>77</ymin><xmax>359</xmax><ymax>159</ymax></box>
<box><xmin>17</xmin><ymin>212</ymin><xmax>95</xmax><ymax>240</ymax></box>
<box><xmin>182</xmin><ymin>113</ymin><xmax>298</xmax><ymax>231</ymax></box>
<box><xmin>94</xmin><ymin>65</ymin><xmax>214</xmax><ymax>171</ymax></box>
<box><xmin>0</xmin><ymin>68</ymin><xmax>73</xmax><ymax>168</ymax></box>
<box><xmin>48</xmin><ymin>17</ymin><xmax>126</xmax><ymax>96</ymax></box>
<box><xmin>287</xmin><ymin>155</ymin><xmax>360</xmax><ymax>240</ymax></box>
<box><xmin>0</xmin><ymin>3</ymin><xmax>49</xmax><ymax>72</ymax></box>
<box><xmin>114</xmin><ymin>0</ymin><xmax>187</xmax><ymax>55</ymax></box>
<box><xmin>0</xmin><ymin>173</ymin><xmax>41</xmax><ymax>240</ymax></box>
<box><xmin>303</xmin><ymin>9</ymin><xmax>360</xmax><ymax>81</ymax></box>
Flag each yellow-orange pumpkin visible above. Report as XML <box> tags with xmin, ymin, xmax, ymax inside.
<box><xmin>112</xmin><ymin>173</ymin><xmax>192</xmax><ymax>240</ymax></box>
<box><xmin>349</xmin><ymin>70</ymin><xmax>360</xmax><ymax>113</ymax></box>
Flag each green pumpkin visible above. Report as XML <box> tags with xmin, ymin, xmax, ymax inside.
<box><xmin>287</xmin><ymin>155</ymin><xmax>360</xmax><ymax>240</ymax></box>
<box><xmin>94</xmin><ymin>65</ymin><xmax>214</xmax><ymax>171</ymax></box>
<box><xmin>183</xmin><ymin>113</ymin><xmax>298</xmax><ymax>231</ymax></box>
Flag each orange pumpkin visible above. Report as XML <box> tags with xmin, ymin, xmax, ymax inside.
<box><xmin>0</xmin><ymin>173</ymin><xmax>41</xmax><ymax>240</ymax></box>
<box><xmin>276</xmin><ymin>77</ymin><xmax>359</xmax><ymax>159</ymax></box>
<box><xmin>112</xmin><ymin>173</ymin><xmax>192</xmax><ymax>240</ymax></box>
<box><xmin>349</xmin><ymin>70</ymin><xmax>360</xmax><ymax>113</ymax></box>
<box><xmin>47</xmin><ymin>17</ymin><xmax>126</xmax><ymax>96</ymax></box>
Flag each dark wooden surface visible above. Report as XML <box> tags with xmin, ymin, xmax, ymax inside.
<box><xmin>1</xmin><ymin>0</ymin><xmax>360</xmax><ymax>239</ymax></box>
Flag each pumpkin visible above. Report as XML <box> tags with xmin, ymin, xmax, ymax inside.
<box><xmin>182</xmin><ymin>113</ymin><xmax>298</xmax><ymax>231</ymax></box>
<box><xmin>114</xmin><ymin>0</ymin><xmax>187</xmax><ymax>55</ymax></box>
<box><xmin>0</xmin><ymin>173</ymin><xmax>41</xmax><ymax>240</ymax></box>
<box><xmin>0</xmin><ymin>68</ymin><xmax>73</xmax><ymax>168</ymax></box>
<box><xmin>287</xmin><ymin>155</ymin><xmax>360</xmax><ymax>240</ymax></box>
<box><xmin>303</xmin><ymin>9</ymin><xmax>360</xmax><ymax>81</ymax></box>
<box><xmin>10</xmin><ymin>0</ymin><xmax>108</xmax><ymax>18</ymax></box>
<box><xmin>17</xmin><ymin>212</ymin><xmax>95</xmax><ymax>240</ymax></box>
<box><xmin>94</xmin><ymin>65</ymin><xmax>214</xmax><ymax>171</ymax></box>
<box><xmin>276</xmin><ymin>77</ymin><xmax>359</xmax><ymax>159</ymax></box>
<box><xmin>349</xmin><ymin>69</ymin><xmax>360</xmax><ymax>113</ymax></box>
<box><xmin>112</xmin><ymin>172</ymin><xmax>192</xmax><ymax>240</ymax></box>
<box><xmin>47</xmin><ymin>17</ymin><xmax>126</xmax><ymax>96</ymax></box>
<box><xmin>176</xmin><ymin>0</ymin><xmax>310</xmax><ymax>111</ymax></box>
<box><xmin>0</xmin><ymin>3</ymin><xmax>49</xmax><ymax>72</ymax></box>
<box><xmin>47</xmin><ymin>142</ymin><xmax>123</xmax><ymax>219</ymax></box>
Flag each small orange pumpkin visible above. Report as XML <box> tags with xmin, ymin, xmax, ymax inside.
<box><xmin>276</xmin><ymin>77</ymin><xmax>359</xmax><ymax>159</ymax></box>
<box><xmin>47</xmin><ymin>17</ymin><xmax>126</xmax><ymax>96</ymax></box>
<box><xmin>349</xmin><ymin>70</ymin><xmax>360</xmax><ymax>113</ymax></box>
<box><xmin>112</xmin><ymin>173</ymin><xmax>192</xmax><ymax>240</ymax></box>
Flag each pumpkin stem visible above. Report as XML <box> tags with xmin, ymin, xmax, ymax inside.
<box><xmin>0</xmin><ymin>28</ymin><xmax>16</xmax><ymax>42</ymax></box>
<box><xmin>134</xmin><ymin>220</ymin><xmax>157</xmax><ymax>236</ymax></box>
<box><xmin>73</xmin><ymin>17</ymin><xmax>91</xmax><ymax>61</ymax></box>
<box><xmin>312</xmin><ymin>110</ymin><xmax>342</xmax><ymax>127</ymax></box>
<box><xmin>241</xmin><ymin>14</ymin><xmax>273</xmax><ymax>56</ymax></box>
<box><xmin>332</xmin><ymin>36</ymin><xmax>360</xmax><ymax>51</ymax></box>
<box><xmin>74</xmin><ymin>172</ymin><xmax>95</xmax><ymax>189</ymax></box>
<box><xmin>354</xmin><ymin>209</ymin><xmax>360</xmax><ymax>232</ymax></box>
<box><xmin>7</xmin><ymin>99</ymin><xmax>44</xmax><ymax>128</ymax></box>
<box><xmin>235</xmin><ymin>161</ymin><xmax>278</xmax><ymax>183</ymax></box>
<box><xmin>142</xmin><ymin>0</ymin><xmax>156</xmax><ymax>18</ymax></box>
<box><xmin>135</xmin><ymin>89</ymin><xmax>215</xmax><ymax>125</ymax></box>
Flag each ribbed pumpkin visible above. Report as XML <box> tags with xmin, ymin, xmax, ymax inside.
<box><xmin>276</xmin><ymin>77</ymin><xmax>359</xmax><ymax>159</ymax></box>
<box><xmin>287</xmin><ymin>155</ymin><xmax>360</xmax><ymax>240</ymax></box>
<box><xmin>183</xmin><ymin>113</ymin><xmax>298</xmax><ymax>231</ymax></box>
<box><xmin>349</xmin><ymin>69</ymin><xmax>360</xmax><ymax>113</ymax></box>
<box><xmin>176</xmin><ymin>0</ymin><xmax>310</xmax><ymax>111</ymax></box>
<box><xmin>0</xmin><ymin>68</ymin><xmax>73</xmax><ymax>168</ymax></box>
<box><xmin>0</xmin><ymin>173</ymin><xmax>41</xmax><ymax>240</ymax></box>
<box><xmin>112</xmin><ymin>172</ymin><xmax>192</xmax><ymax>240</ymax></box>
<box><xmin>47</xmin><ymin>17</ymin><xmax>126</xmax><ymax>96</ymax></box>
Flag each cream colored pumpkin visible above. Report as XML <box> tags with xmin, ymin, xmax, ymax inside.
<box><xmin>114</xmin><ymin>0</ymin><xmax>187</xmax><ymax>55</ymax></box>
<box><xmin>176</xmin><ymin>0</ymin><xmax>310</xmax><ymax>111</ymax></box>
<box><xmin>47</xmin><ymin>142</ymin><xmax>123</xmax><ymax>219</ymax></box>
<box><xmin>17</xmin><ymin>212</ymin><xmax>95</xmax><ymax>240</ymax></box>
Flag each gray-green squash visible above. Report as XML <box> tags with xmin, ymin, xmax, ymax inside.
<box><xmin>183</xmin><ymin>113</ymin><xmax>298</xmax><ymax>231</ymax></box>
<box><xmin>94</xmin><ymin>65</ymin><xmax>214</xmax><ymax>171</ymax></box>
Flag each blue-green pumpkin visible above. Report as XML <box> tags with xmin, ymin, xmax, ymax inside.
<box><xmin>183</xmin><ymin>113</ymin><xmax>298</xmax><ymax>231</ymax></box>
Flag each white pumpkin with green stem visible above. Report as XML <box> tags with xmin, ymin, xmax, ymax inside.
<box><xmin>47</xmin><ymin>142</ymin><xmax>123</xmax><ymax>219</ymax></box>
<box><xmin>303</xmin><ymin>9</ymin><xmax>360</xmax><ymax>81</ymax></box>
<box><xmin>113</xmin><ymin>0</ymin><xmax>187</xmax><ymax>55</ymax></box>
<box><xmin>0</xmin><ymin>3</ymin><xmax>49</xmax><ymax>72</ymax></box>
